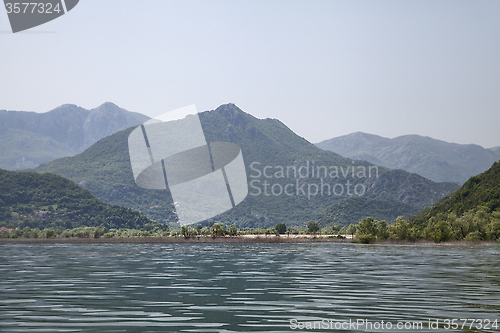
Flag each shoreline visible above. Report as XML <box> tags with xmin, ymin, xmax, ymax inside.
<box><xmin>0</xmin><ymin>235</ymin><xmax>496</xmax><ymax>246</ymax></box>
<box><xmin>0</xmin><ymin>235</ymin><xmax>348</xmax><ymax>244</ymax></box>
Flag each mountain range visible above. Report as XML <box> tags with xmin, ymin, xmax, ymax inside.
<box><xmin>0</xmin><ymin>102</ymin><xmax>150</xmax><ymax>170</ymax></box>
<box><xmin>33</xmin><ymin>104</ymin><xmax>460</xmax><ymax>228</ymax></box>
<box><xmin>316</xmin><ymin>132</ymin><xmax>500</xmax><ymax>184</ymax></box>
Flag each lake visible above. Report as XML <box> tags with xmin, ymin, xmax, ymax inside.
<box><xmin>0</xmin><ymin>243</ymin><xmax>499</xmax><ymax>332</ymax></box>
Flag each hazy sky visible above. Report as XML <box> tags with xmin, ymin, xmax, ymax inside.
<box><xmin>1</xmin><ymin>0</ymin><xmax>499</xmax><ymax>148</ymax></box>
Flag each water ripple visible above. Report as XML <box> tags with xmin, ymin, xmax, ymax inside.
<box><xmin>0</xmin><ymin>243</ymin><xmax>499</xmax><ymax>332</ymax></box>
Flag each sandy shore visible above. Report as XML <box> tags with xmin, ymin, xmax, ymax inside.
<box><xmin>0</xmin><ymin>235</ymin><xmax>349</xmax><ymax>244</ymax></box>
<box><xmin>0</xmin><ymin>235</ymin><xmax>496</xmax><ymax>246</ymax></box>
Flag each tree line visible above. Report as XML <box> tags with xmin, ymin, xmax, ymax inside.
<box><xmin>2</xmin><ymin>212</ymin><xmax>499</xmax><ymax>242</ymax></box>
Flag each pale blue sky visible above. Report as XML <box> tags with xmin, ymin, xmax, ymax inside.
<box><xmin>1</xmin><ymin>0</ymin><xmax>499</xmax><ymax>148</ymax></box>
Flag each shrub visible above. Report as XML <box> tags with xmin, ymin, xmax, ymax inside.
<box><xmin>356</xmin><ymin>233</ymin><xmax>375</xmax><ymax>244</ymax></box>
<box><xmin>275</xmin><ymin>223</ymin><xmax>287</xmax><ymax>234</ymax></box>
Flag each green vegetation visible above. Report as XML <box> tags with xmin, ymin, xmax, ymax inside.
<box><xmin>414</xmin><ymin>161</ymin><xmax>500</xmax><ymax>220</ymax></box>
<box><xmin>313</xmin><ymin>197</ymin><xmax>420</xmax><ymax>227</ymax></box>
<box><xmin>210</xmin><ymin>223</ymin><xmax>227</xmax><ymax>237</ymax></box>
<box><xmin>342</xmin><ymin>216</ymin><xmax>416</xmax><ymax>243</ymax></box>
<box><xmin>345</xmin><ymin>211</ymin><xmax>499</xmax><ymax>244</ymax></box>
<box><xmin>307</xmin><ymin>221</ymin><xmax>320</xmax><ymax>234</ymax></box>
<box><xmin>0</xmin><ymin>168</ymin><xmax>160</xmax><ymax>231</ymax></box>
<box><xmin>343</xmin><ymin>162</ymin><xmax>500</xmax><ymax>243</ymax></box>
<box><xmin>0</xmin><ymin>225</ymin><xmax>169</xmax><ymax>239</ymax></box>
<box><xmin>0</xmin><ymin>220</ymin><xmax>344</xmax><ymax>240</ymax></box>
<box><xmin>411</xmin><ymin>161</ymin><xmax>500</xmax><ymax>242</ymax></box>
<box><xmin>275</xmin><ymin>223</ymin><xmax>287</xmax><ymax>234</ymax></box>
<box><xmin>316</xmin><ymin>152</ymin><xmax>500</xmax><ymax>244</ymax></box>
<box><xmin>340</xmin><ymin>158</ymin><xmax>500</xmax><ymax>243</ymax></box>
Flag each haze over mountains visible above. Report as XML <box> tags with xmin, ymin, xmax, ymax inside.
<box><xmin>316</xmin><ymin>132</ymin><xmax>500</xmax><ymax>185</ymax></box>
<box><xmin>0</xmin><ymin>102</ymin><xmax>150</xmax><ymax>170</ymax></box>
<box><xmin>34</xmin><ymin>103</ymin><xmax>459</xmax><ymax>228</ymax></box>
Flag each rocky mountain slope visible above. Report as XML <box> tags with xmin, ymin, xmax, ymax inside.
<box><xmin>0</xmin><ymin>102</ymin><xmax>150</xmax><ymax>170</ymax></box>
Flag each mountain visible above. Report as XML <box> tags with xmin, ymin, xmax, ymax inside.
<box><xmin>316</xmin><ymin>132</ymin><xmax>500</xmax><ymax>184</ymax></box>
<box><xmin>0</xmin><ymin>102</ymin><xmax>150</xmax><ymax>170</ymax></box>
<box><xmin>0</xmin><ymin>168</ymin><xmax>155</xmax><ymax>230</ymax></box>
<box><xmin>410</xmin><ymin>161</ymin><xmax>500</xmax><ymax>241</ymax></box>
<box><xmin>490</xmin><ymin>146</ymin><xmax>500</xmax><ymax>156</ymax></box>
<box><xmin>35</xmin><ymin>104</ymin><xmax>459</xmax><ymax>228</ymax></box>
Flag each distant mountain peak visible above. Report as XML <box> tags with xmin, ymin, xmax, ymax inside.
<box><xmin>50</xmin><ymin>103</ymin><xmax>87</xmax><ymax>114</ymax></box>
<box><xmin>101</xmin><ymin>101</ymin><xmax>119</xmax><ymax>107</ymax></box>
<box><xmin>54</xmin><ymin>103</ymin><xmax>79</xmax><ymax>109</ymax></box>
<box><xmin>0</xmin><ymin>102</ymin><xmax>150</xmax><ymax>170</ymax></box>
<box><xmin>92</xmin><ymin>102</ymin><xmax>121</xmax><ymax>110</ymax></box>
<box><xmin>89</xmin><ymin>102</ymin><xmax>130</xmax><ymax>115</ymax></box>
<box><xmin>212</xmin><ymin>103</ymin><xmax>241</xmax><ymax>115</ymax></box>
<box><xmin>316</xmin><ymin>132</ymin><xmax>500</xmax><ymax>184</ymax></box>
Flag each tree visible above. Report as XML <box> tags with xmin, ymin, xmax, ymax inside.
<box><xmin>275</xmin><ymin>223</ymin><xmax>287</xmax><ymax>234</ymax></box>
<box><xmin>200</xmin><ymin>226</ymin><xmax>211</xmax><ymax>236</ymax></box>
<box><xmin>181</xmin><ymin>226</ymin><xmax>190</xmax><ymax>239</ymax></box>
<box><xmin>346</xmin><ymin>224</ymin><xmax>357</xmax><ymax>238</ymax></box>
<box><xmin>423</xmin><ymin>219</ymin><xmax>452</xmax><ymax>242</ymax></box>
<box><xmin>227</xmin><ymin>224</ymin><xmax>239</xmax><ymax>236</ymax></box>
<box><xmin>356</xmin><ymin>217</ymin><xmax>376</xmax><ymax>236</ymax></box>
<box><xmin>21</xmin><ymin>227</ymin><xmax>32</xmax><ymax>238</ymax></box>
<box><xmin>307</xmin><ymin>221</ymin><xmax>320</xmax><ymax>234</ymax></box>
<box><xmin>46</xmin><ymin>229</ymin><xmax>56</xmax><ymax>239</ymax></box>
<box><xmin>210</xmin><ymin>223</ymin><xmax>226</xmax><ymax>238</ymax></box>
<box><xmin>488</xmin><ymin>216</ymin><xmax>500</xmax><ymax>240</ymax></box>
<box><xmin>376</xmin><ymin>220</ymin><xmax>389</xmax><ymax>240</ymax></box>
<box><xmin>356</xmin><ymin>217</ymin><xmax>376</xmax><ymax>243</ymax></box>
<box><xmin>94</xmin><ymin>227</ymin><xmax>104</xmax><ymax>238</ymax></box>
<box><xmin>390</xmin><ymin>216</ymin><xmax>409</xmax><ymax>240</ymax></box>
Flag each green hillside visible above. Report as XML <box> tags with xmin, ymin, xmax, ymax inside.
<box><xmin>0</xmin><ymin>169</ymin><xmax>155</xmax><ymax>230</ymax></box>
<box><xmin>313</xmin><ymin>197</ymin><xmax>420</xmax><ymax>227</ymax></box>
<box><xmin>35</xmin><ymin>104</ymin><xmax>459</xmax><ymax>228</ymax></box>
<box><xmin>410</xmin><ymin>161</ymin><xmax>500</xmax><ymax>241</ymax></box>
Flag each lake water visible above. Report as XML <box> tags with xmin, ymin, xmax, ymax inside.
<box><xmin>0</xmin><ymin>243</ymin><xmax>499</xmax><ymax>332</ymax></box>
